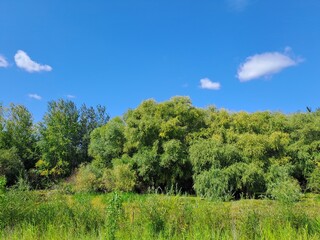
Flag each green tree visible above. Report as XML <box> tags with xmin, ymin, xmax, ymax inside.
<box><xmin>79</xmin><ymin>104</ymin><xmax>109</xmax><ymax>163</ymax></box>
<box><xmin>0</xmin><ymin>104</ymin><xmax>37</xmax><ymax>170</ymax></box>
<box><xmin>37</xmin><ymin>99</ymin><xmax>81</xmax><ymax>178</ymax></box>
<box><xmin>121</xmin><ymin>97</ymin><xmax>205</xmax><ymax>191</ymax></box>
<box><xmin>89</xmin><ymin>117</ymin><xmax>125</xmax><ymax>167</ymax></box>
<box><xmin>3</xmin><ymin>104</ymin><xmax>37</xmax><ymax>170</ymax></box>
<box><xmin>189</xmin><ymin>139</ymin><xmax>241</xmax><ymax>174</ymax></box>
<box><xmin>37</xmin><ymin>99</ymin><xmax>109</xmax><ymax>180</ymax></box>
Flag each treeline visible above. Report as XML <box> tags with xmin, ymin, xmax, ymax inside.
<box><xmin>1</xmin><ymin>97</ymin><xmax>320</xmax><ymax>200</ymax></box>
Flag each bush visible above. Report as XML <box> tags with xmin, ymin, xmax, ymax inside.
<box><xmin>307</xmin><ymin>166</ymin><xmax>320</xmax><ymax>193</ymax></box>
<box><xmin>101</xmin><ymin>168</ymin><xmax>115</xmax><ymax>192</ymax></box>
<box><xmin>266</xmin><ymin>165</ymin><xmax>302</xmax><ymax>203</ymax></box>
<box><xmin>268</xmin><ymin>178</ymin><xmax>302</xmax><ymax>203</ymax></box>
<box><xmin>72</xmin><ymin>164</ymin><xmax>102</xmax><ymax>193</ymax></box>
<box><xmin>193</xmin><ymin>168</ymin><xmax>231</xmax><ymax>201</ymax></box>
<box><xmin>102</xmin><ymin>164</ymin><xmax>136</xmax><ymax>192</ymax></box>
<box><xmin>70</xmin><ymin>163</ymin><xmax>136</xmax><ymax>193</ymax></box>
<box><xmin>0</xmin><ymin>175</ymin><xmax>6</xmax><ymax>194</ymax></box>
<box><xmin>0</xmin><ymin>148</ymin><xmax>24</xmax><ymax>186</ymax></box>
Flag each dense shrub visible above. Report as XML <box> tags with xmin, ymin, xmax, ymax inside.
<box><xmin>72</xmin><ymin>164</ymin><xmax>102</xmax><ymax>193</ymax></box>
<box><xmin>0</xmin><ymin>176</ymin><xmax>6</xmax><ymax>194</ymax></box>
<box><xmin>307</xmin><ymin>166</ymin><xmax>320</xmax><ymax>193</ymax></box>
<box><xmin>266</xmin><ymin>165</ymin><xmax>302</xmax><ymax>203</ymax></box>
<box><xmin>193</xmin><ymin>168</ymin><xmax>231</xmax><ymax>201</ymax></box>
<box><xmin>71</xmin><ymin>163</ymin><xmax>136</xmax><ymax>193</ymax></box>
<box><xmin>102</xmin><ymin>164</ymin><xmax>136</xmax><ymax>192</ymax></box>
<box><xmin>0</xmin><ymin>148</ymin><xmax>24</xmax><ymax>185</ymax></box>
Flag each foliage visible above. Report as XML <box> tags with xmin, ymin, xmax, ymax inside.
<box><xmin>307</xmin><ymin>166</ymin><xmax>320</xmax><ymax>193</ymax></box>
<box><xmin>266</xmin><ymin>165</ymin><xmax>302</xmax><ymax>203</ymax></box>
<box><xmin>0</xmin><ymin>104</ymin><xmax>37</xmax><ymax>170</ymax></box>
<box><xmin>79</xmin><ymin>104</ymin><xmax>109</xmax><ymax>163</ymax></box>
<box><xmin>193</xmin><ymin>168</ymin><xmax>231</xmax><ymax>201</ymax></box>
<box><xmin>71</xmin><ymin>163</ymin><xmax>136</xmax><ymax>193</ymax></box>
<box><xmin>72</xmin><ymin>164</ymin><xmax>102</xmax><ymax>193</ymax></box>
<box><xmin>267</xmin><ymin>178</ymin><xmax>302</xmax><ymax>203</ymax></box>
<box><xmin>88</xmin><ymin>117</ymin><xmax>125</xmax><ymax>167</ymax></box>
<box><xmin>112</xmin><ymin>164</ymin><xmax>136</xmax><ymax>192</ymax></box>
<box><xmin>37</xmin><ymin>99</ymin><xmax>108</xmax><ymax>181</ymax></box>
<box><xmin>79</xmin><ymin>98</ymin><xmax>320</xmax><ymax>198</ymax></box>
<box><xmin>1</xmin><ymin>97</ymin><xmax>320</xmax><ymax>199</ymax></box>
<box><xmin>37</xmin><ymin>99</ymin><xmax>81</xmax><ymax>178</ymax></box>
<box><xmin>225</xmin><ymin>162</ymin><xmax>266</xmax><ymax>198</ymax></box>
<box><xmin>0</xmin><ymin>176</ymin><xmax>6</xmax><ymax>194</ymax></box>
<box><xmin>102</xmin><ymin>164</ymin><xmax>136</xmax><ymax>192</ymax></box>
<box><xmin>0</xmin><ymin>148</ymin><xmax>24</xmax><ymax>185</ymax></box>
<box><xmin>13</xmin><ymin>174</ymin><xmax>31</xmax><ymax>191</ymax></box>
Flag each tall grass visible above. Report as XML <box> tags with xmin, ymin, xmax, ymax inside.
<box><xmin>0</xmin><ymin>190</ymin><xmax>319</xmax><ymax>239</ymax></box>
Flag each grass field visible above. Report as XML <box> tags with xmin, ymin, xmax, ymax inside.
<box><xmin>1</xmin><ymin>190</ymin><xmax>320</xmax><ymax>239</ymax></box>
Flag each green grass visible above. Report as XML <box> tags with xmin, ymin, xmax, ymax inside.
<box><xmin>0</xmin><ymin>190</ymin><xmax>320</xmax><ymax>239</ymax></box>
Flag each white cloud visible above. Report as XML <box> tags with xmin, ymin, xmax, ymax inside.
<box><xmin>237</xmin><ymin>49</ymin><xmax>301</xmax><ymax>82</ymax></box>
<box><xmin>228</xmin><ymin>0</ymin><xmax>249</xmax><ymax>11</ymax></box>
<box><xmin>200</xmin><ymin>78</ymin><xmax>221</xmax><ymax>90</ymax></box>
<box><xmin>28</xmin><ymin>93</ymin><xmax>42</xmax><ymax>100</ymax></box>
<box><xmin>15</xmin><ymin>50</ymin><xmax>52</xmax><ymax>73</ymax></box>
<box><xmin>0</xmin><ymin>55</ymin><xmax>9</xmax><ymax>68</ymax></box>
<box><xmin>67</xmin><ymin>94</ymin><xmax>76</xmax><ymax>99</ymax></box>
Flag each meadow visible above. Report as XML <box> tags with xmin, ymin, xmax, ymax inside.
<box><xmin>1</xmin><ymin>190</ymin><xmax>320</xmax><ymax>240</ymax></box>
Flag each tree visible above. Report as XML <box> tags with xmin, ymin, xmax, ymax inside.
<box><xmin>160</xmin><ymin>139</ymin><xmax>190</xmax><ymax>190</ymax></box>
<box><xmin>79</xmin><ymin>104</ymin><xmax>109</xmax><ymax>163</ymax></box>
<box><xmin>0</xmin><ymin>104</ymin><xmax>37</xmax><ymax>170</ymax></box>
<box><xmin>123</xmin><ymin>99</ymin><xmax>159</xmax><ymax>154</ymax></box>
<box><xmin>189</xmin><ymin>139</ymin><xmax>242</xmax><ymax>174</ymax></box>
<box><xmin>37</xmin><ymin>99</ymin><xmax>81</xmax><ymax>178</ymax></box>
<box><xmin>120</xmin><ymin>97</ymin><xmax>205</xmax><ymax>192</ymax></box>
<box><xmin>4</xmin><ymin>104</ymin><xmax>37</xmax><ymax>170</ymax></box>
<box><xmin>89</xmin><ymin>117</ymin><xmax>125</xmax><ymax>167</ymax></box>
<box><xmin>37</xmin><ymin>99</ymin><xmax>109</xmax><ymax>180</ymax></box>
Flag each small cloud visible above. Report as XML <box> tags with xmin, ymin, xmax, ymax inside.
<box><xmin>15</xmin><ymin>50</ymin><xmax>52</xmax><ymax>73</ymax></box>
<box><xmin>0</xmin><ymin>55</ymin><xmax>9</xmax><ymax>68</ymax></box>
<box><xmin>200</xmin><ymin>78</ymin><xmax>221</xmax><ymax>90</ymax></box>
<box><xmin>67</xmin><ymin>94</ymin><xmax>76</xmax><ymax>99</ymax></box>
<box><xmin>237</xmin><ymin>48</ymin><xmax>302</xmax><ymax>82</ymax></box>
<box><xmin>227</xmin><ymin>0</ymin><xmax>249</xmax><ymax>11</ymax></box>
<box><xmin>28</xmin><ymin>93</ymin><xmax>42</xmax><ymax>100</ymax></box>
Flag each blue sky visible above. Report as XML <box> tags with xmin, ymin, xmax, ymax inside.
<box><xmin>0</xmin><ymin>0</ymin><xmax>320</xmax><ymax>121</ymax></box>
